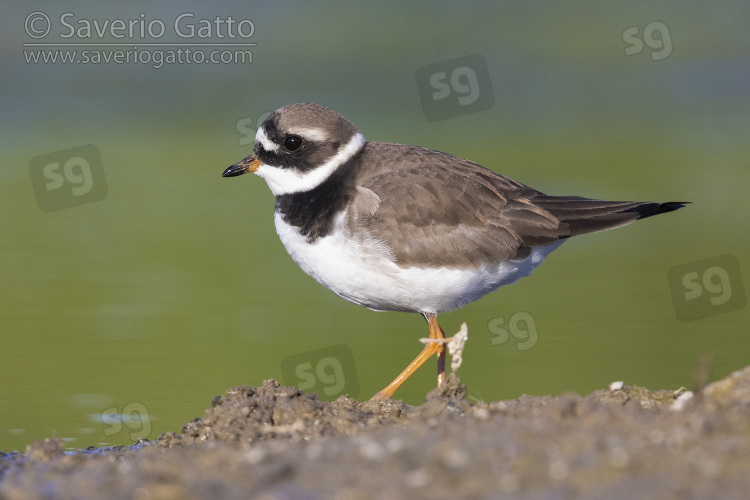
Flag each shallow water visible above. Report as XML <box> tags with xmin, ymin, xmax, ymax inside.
<box><xmin>2</xmin><ymin>1</ymin><xmax>749</xmax><ymax>452</ymax></box>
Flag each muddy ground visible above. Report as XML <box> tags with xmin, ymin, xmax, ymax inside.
<box><xmin>1</xmin><ymin>365</ymin><xmax>749</xmax><ymax>499</ymax></box>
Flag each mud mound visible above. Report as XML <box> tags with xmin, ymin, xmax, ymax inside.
<box><xmin>2</xmin><ymin>369</ymin><xmax>750</xmax><ymax>499</ymax></box>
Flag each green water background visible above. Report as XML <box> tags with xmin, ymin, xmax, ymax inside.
<box><xmin>1</xmin><ymin>2</ymin><xmax>748</xmax><ymax>451</ymax></box>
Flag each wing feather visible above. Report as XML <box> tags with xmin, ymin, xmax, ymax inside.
<box><xmin>352</xmin><ymin>142</ymin><xmax>686</xmax><ymax>269</ymax></box>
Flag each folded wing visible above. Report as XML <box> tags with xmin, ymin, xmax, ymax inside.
<box><xmin>356</xmin><ymin>143</ymin><xmax>686</xmax><ymax>269</ymax></box>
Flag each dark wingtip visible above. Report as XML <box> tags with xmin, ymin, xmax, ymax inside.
<box><xmin>637</xmin><ymin>201</ymin><xmax>690</xmax><ymax>220</ymax></box>
<box><xmin>654</xmin><ymin>201</ymin><xmax>690</xmax><ymax>214</ymax></box>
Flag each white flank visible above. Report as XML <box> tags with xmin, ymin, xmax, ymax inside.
<box><xmin>274</xmin><ymin>210</ymin><xmax>566</xmax><ymax>314</ymax></box>
<box><xmin>255</xmin><ymin>132</ymin><xmax>366</xmax><ymax>196</ymax></box>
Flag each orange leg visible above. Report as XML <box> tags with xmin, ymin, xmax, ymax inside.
<box><xmin>371</xmin><ymin>312</ymin><xmax>446</xmax><ymax>400</ymax></box>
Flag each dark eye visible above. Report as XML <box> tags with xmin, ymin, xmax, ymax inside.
<box><xmin>283</xmin><ymin>135</ymin><xmax>303</xmax><ymax>151</ymax></box>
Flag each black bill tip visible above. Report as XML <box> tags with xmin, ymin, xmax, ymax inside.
<box><xmin>222</xmin><ymin>164</ymin><xmax>247</xmax><ymax>177</ymax></box>
<box><xmin>222</xmin><ymin>156</ymin><xmax>260</xmax><ymax>177</ymax></box>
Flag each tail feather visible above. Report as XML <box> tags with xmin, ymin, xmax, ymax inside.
<box><xmin>530</xmin><ymin>197</ymin><xmax>689</xmax><ymax>237</ymax></box>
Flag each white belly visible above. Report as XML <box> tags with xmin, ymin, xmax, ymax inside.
<box><xmin>274</xmin><ymin>211</ymin><xmax>564</xmax><ymax>314</ymax></box>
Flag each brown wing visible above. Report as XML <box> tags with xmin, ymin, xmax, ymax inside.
<box><xmin>354</xmin><ymin>142</ymin><xmax>686</xmax><ymax>269</ymax></box>
<box><xmin>355</xmin><ymin>143</ymin><xmax>555</xmax><ymax>268</ymax></box>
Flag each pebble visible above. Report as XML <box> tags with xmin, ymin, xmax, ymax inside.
<box><xmin>609</xmin><ymin>381</ymin><xmax>624</xmax><ymax>391</ymax></box>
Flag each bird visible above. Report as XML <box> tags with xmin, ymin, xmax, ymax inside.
<box><xmin>222</xmin><ymin>102</ymin><xmax>687</xmax><ymax>400</ymax></box>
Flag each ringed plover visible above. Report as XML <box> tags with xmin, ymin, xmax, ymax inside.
<box><xmin>222</xmin><ymin>103</ymin><xmax>686</xmax><ymax>400</ymax></box>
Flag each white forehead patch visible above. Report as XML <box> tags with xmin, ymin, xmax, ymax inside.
<box><xmin>288</xmin><ymin>127</ymin><xmax>329</xmax><ymax>142</ymax></box>
<box><xmin>255</xmin><ymin>126</ymin><xmax>278</xmax><ymax>152</ymax></box>
<box><xmin>254</xmin><ymin>132</ymin><xmax>366</xmax><ymax>196</ymax></box>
